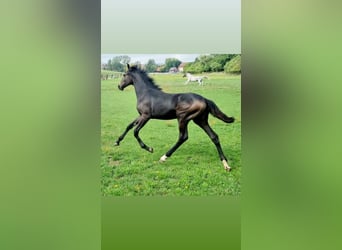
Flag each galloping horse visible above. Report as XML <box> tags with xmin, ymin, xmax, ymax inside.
<box><xmin>115</xmin><ymin>64</ymin><xmax>234</xmax><ymax>171</ymax></box>
<box><xmin>183</xmin><ymin>73</ymin><xmax>208</xmax><ymax>86</ymax></box>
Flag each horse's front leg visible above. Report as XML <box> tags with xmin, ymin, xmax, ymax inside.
<box><xmin>134</xmin><ymin>116</ymin><xmax>153</xmax><ymax>153</ymax></box>
<box><xmin>114</xmin><ymin>118</ymin><xmax>138</xmax><ymax>146</ymax></box>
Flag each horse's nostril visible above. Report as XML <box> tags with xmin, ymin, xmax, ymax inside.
<box><xmin>118</xmin><ymin>85</ymin><xmax>122</xmax><ymax>90</ymax></box>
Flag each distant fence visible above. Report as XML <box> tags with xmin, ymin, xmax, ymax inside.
<box><xmin>101</xmin><ymin>72</ymin><xmax>123</xmax><ymax>80</ymax></box>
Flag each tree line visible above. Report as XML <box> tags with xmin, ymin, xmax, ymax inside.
<box><xmin>102</xmin><ymin>54</ymin><xmax>240</xmax><ymax>74</ymax></box>
<box><xmin>184</xmin><ymin>54</ymin><xmax>240</xmax><ymax>74</ymax></box>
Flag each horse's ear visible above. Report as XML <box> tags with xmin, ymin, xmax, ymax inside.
<box><xmin>127</xmin><ymin>63</ymin><xmax>130</xmax><ymax>70</ymax></box>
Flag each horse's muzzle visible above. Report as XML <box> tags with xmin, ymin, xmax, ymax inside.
<box><xmin>118</xmin><ymin>85</ymin><xmax>123</xmax><ymax>91</ymax></box>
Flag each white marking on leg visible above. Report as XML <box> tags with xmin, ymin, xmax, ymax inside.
<box><xmin>222</xmin><ymin>160</ymin><xmax>231</xmax><ymax>172</ymax></box>
<box><xmin>159</xmin><ymin>155</ymin><xmax>168</xmax><ymax>162</ymax></box>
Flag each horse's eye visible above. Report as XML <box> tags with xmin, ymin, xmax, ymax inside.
<box><xmin>123</xmin><ymin>74</ymin><xmax>126</xmax><ymax>77</ymax></box>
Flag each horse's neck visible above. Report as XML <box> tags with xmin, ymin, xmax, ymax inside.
<box><xmin>132</xmin><ymin>76</ymin><xmax>154</xmax><ymax>99</ymax></box>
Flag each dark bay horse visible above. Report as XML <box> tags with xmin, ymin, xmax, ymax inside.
<box><xmin>115</xmin><ymin>64</ymin><xmax>235</xmax><ymax>171</ymax></box>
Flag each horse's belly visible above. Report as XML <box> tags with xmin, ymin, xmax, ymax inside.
<box><xmin>151</xmin><ymin>109</ymin><xmax>176</xmax><ymax>120</ymax></box>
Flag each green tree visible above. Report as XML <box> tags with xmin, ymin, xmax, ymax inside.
<box><xmin>185</xmin><ymin>54</ymin><xmax>238</xmax><ymax>73</ymax></box>
<box><xmin>159</xmin><ymin>65</ymin><xmax>168</xmax><ymax>72</ymax></box>
<box><xmin>224</xmin><ymin>55</ymin><xmax>241</xmax><ymax>73</ymax></box>
<box><xmin>184</xmin><ymin>62</ymin><xmax>204</xmax><ymax>73</ymax></box>
<box><xmin>211</xmin><ymin>54</ymin><xmax>234</xmax><ymax>66</ymax></box>
<box><xmin>145</xmin><ymin>59</ymin><xmax>158</xmax><ymax>72</ymax></box>
<box><xmin>107</xmin><ymin>55</ymin><xmax>131</xmax><ymax>72</ymax></box>
<box><xmin>164</xmin><ymin>58</ymin><xmax>181</xmax><ymax>72</ymax></box>
<box><xmin>210</xmin><ymin>61</ymin><xmax>222</xmax><ymax>72</ymax></box>
<box><xmin>106</xmin><ymin>59</ymin><xmax>112</xmax><ymax>70</ymax></box>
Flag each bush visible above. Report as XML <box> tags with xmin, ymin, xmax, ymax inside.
<box><xmin>210</xmin><ymin>61</ymin><xmax>223</xmax><ymax>72</ymax></box>
<box><xmin>224</xmin><ymin>55</ymin><xmax>241</xmax><ymax>73</ymax></box>
<box><xmin>184</xmin><ymin>62</ymin><xmax>204</xmax><ymax>73</ymax></box>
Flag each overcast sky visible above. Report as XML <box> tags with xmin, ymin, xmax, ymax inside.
<box><xmin>101</xmin><ymin>54</ymin><xmax>201</xmax><ymax>64</ymax></box>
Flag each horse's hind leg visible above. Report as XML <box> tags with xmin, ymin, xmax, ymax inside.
<box><xmin>160</xmin><ymin>119</ymin><xmax>189</xmax><ymax>162</ymax></box>
<box><xmin>194</xmin><ymin>117</ymin><xmax>231</xmax><ymax>171</ymax></box>
<box><xmin>114</xmin><ymin>118</ymin><xmax>138</xmax><ymax>146</ymax></box>
<box><xmin>134</xmin><ymin>116</ymin><xmax>153</xmax><ymax>153</ymax></box>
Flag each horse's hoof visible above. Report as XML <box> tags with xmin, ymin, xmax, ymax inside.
<box><xmin>159</xmin><ymin>155</ymin><xmax>168</xmax><ymax>162</ymax></box>
<box><xmin>222</xmin><ymin>160</ymin><xmax>231</xmax><ymax>172</ymax></box>
<box><xmin>114</xmin><ymin>142</ymin><xmax>119</xmax><ymax>146</ymax></box>
<box><xmin>148</xmin><ymin>147</ymin><xmax>154</xmax><ymax>153</ymax></box>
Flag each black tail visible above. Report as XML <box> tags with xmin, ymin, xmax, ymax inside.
<box><xmin>206</xmin><ymin>99</ymin><xmax>235</xmax><ymax>123</ymax></box>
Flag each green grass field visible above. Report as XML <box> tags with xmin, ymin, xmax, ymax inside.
<box><xmin>101</xmin><ymin>72</ymin><xmax>241</xmax><ymax>196</ymax></box>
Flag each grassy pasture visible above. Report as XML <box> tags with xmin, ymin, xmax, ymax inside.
<box><xmin>101</xmin><ymin>72</ymin><xmax>241</xmax><ymax>196</ymax></box>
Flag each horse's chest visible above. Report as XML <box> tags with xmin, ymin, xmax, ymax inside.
<box><xmin>136</xmin><ymin>100</ymin><xmax>151</xmax><ymax>114</ymax></box>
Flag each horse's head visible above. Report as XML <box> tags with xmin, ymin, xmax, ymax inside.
<box><xmin>118</xmin><ymin>64</ymin><xmax>134</xmax><ymax>91</ymax></box>
<box><xmin>118</xmin><ymin>72</ymin><xmax>134</xmax><ymax>90</ymax></box>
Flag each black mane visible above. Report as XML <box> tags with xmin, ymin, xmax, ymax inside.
<box><xmin>128</xmin><ymin>65</ymin><xmax>162</xmax><ymax>90</ymax></box>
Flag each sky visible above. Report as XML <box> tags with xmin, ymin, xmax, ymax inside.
<box><xmin>101</xmin><ymin>54</ymin><xmax>201</xmax><ymax>65</ymax></box>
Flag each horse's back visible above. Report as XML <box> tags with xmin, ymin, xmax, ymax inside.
<box><xmin>147</xmin><ymin>90</ymin><xmax>207</xmax><ymax>119</ymax></box>
<box><xmin>174</xmin><ymin>93</ymin><xmax>207</xmax><ymax>118</ymax></box>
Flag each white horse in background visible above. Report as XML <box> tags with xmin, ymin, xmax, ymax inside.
<box><xmin>183</xmin><ymin>73</ymin><xmax>208</xmax><ymax>86</ymax></box>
